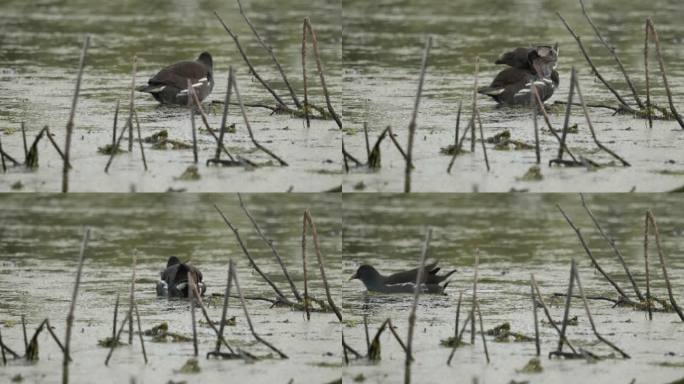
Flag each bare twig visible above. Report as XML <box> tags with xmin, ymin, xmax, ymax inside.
<box><xmin>104</xmin><ymin>313</ymin><xmax>130</xmax><ymax>366</ymax></box>
<box><xmin>405</xmin><ymin>227</ymin><xmax>432</xmax><ymax>384</ymax></box>
<box><xmin>531</xmin><ymin>276</ymin><xmax>540</xmax><ymax>356</ymax></box>
<box><xmin>133</xmin><ymin>110</ymin><xmax>147</xmax><ymax>171</ymax></box>
<box><xmin>471</xmin><ymin>248</ymin><xmax>480</xmax><ymax>345</ymax></box>
<box><xmin>557</xmin><ymin>260</ymin><xmax>576</xmax><ymax>354</ymax></box>
<box><xmin>216</xmin><ymin>259</ymin><xmax>234</xmax><ymax>352</ymax></box>
<box><xmin>133</xmin><ymin>303</ymin><xmax>147</xmax><ymax>364</ymax></box>
<box><xmin>579</xmin><ymin>0</ymin><xmax>643</xmax><ymax>108</ymax></box>
<box><xmin>189</xmin><ymin>81</ymin><xmax>237</xmax><ymax>162</ymax></box>
<box><xmin>126</xmin><ymin>56</ymin><xmax>135</xmax><ymax>152</ymax></box>
<box><xmin>404</xmin><ymin>36</ymin><xmax>432</xmax><ymax>193</ymax></box>
<box><xmin>304</xmin><ymin>210</ymin><xmax>342</xmax><ymax>321</ymax></box>
<box><xmin>580</xmin><ymin>193</ymin><xmax>643</xmax><ymax>300</ymax></box>
<box><xmin>302</xmin><ymin>210</ymin><xmax>311</xmax><ymax>320</ymax></box>
<box><xmin>112</xmin><ymin>293</ymin><xmax>119</xmax><ymax>339</ymax></box>
<box><xmin>531</xmin><ymin>275</ymin><xmax>578</xmax><ymax>354</ymax></box>
<box><xmin>557</xmin><ymin>12</ymin><xmax>634</xmax><ymax>111</ymax></box>
<box><xmin>188</xmin><ymin>272</ymin><xmax>236</xmax><ymax>355</ymax></box>
<box><xmin>646</xmin><ymin>18</ymin><xmax>684</xmax><ymax>129</ymax></box>
<box><xmin>104</xmin><ymin>122</ymin><xmax>129</xmax><ymax>173</ymax></box>
<box><xmin>238</xmin><ymin>193</ymin><xmax>301</xmax><ymax>301</ymax></box>
<box><xmin>303</xmin><ymin>18</ymin><xmax>342</xmax><ymax>129</ymax></box>
<box><xmin>128</xmin><ymin>252</ymin><xmax>136</xmax><ymax>345</ymax></box>
<box><xmin>190</xmin><ymin>108</ymin><xmax>198</xmax><ymax>164</ymax></box>
<box><xmin>647</xmin><ymin>210</ymin><xmax>684</xmax><ymax>320</ymax></box>
<box><xmin>558</xmin><ymin>67</ymin><xmax>577</xmax><ymax>161</ymax></box>
<box><xmin>475</xmin><ymin>302</ymin><xmax>489</xmax><ymax>363</ymax></box>
<box><xmin>470</xmin><ymin>58</ymin><xmax>479</xmax><ymax>152</ymax></box>
<box><xmin>644</xmin><ymin>212</ymin><xmax>653</xmax><ymax>320</ymax></box>
<box><xmin>112</xmin><ymin>101</ymin><xmax>119</xmax><ymax>147</ymax></box>
<box><xmin>532</xmin><ymin>85</ymin><xmax>540</xmax><ymax>164</ymax></box>
<box><xmin>573</xmin><ymin>259</ymin><xmax>631</xmax><ymax>358</ymax></box>
<box><xmin>214</xmin><ymin>205</ymin><xmax>290</xmax><ymax>302</ymax></box>
<box><xmin>216</xmin><ymin>67</ymin><xmax>235</xmax><ymax>161</ymax></box>
<box><xmin>644</xmin><ymin>22</ymin><xmax>653</xmax><ymax>128</ymax></box>
<box><xmin>214</xmin><ymin>11</ymin><xmax>288</xmax><ymax>108</ymax></box>
<box><xmin>476</xmin><ymin>110</ymin><xmax>489</xmax><ymax>171</ymax></box>
<box><xmin>62</xmin><ymin>228</ymin><xmax>89</xmax><ymax>384</ymax></box>
<box><xmin>231</xmin><ymin>72</ymin><xmax>288</xmax><ymax>166</ymax></box>
<box><xmin>557</xmin><ymin>204</ymin><xmax>631</xmax><ymax>300</ymax></box>
<box><xmin>21</xmin><ymin>122</ymin><xmax>28</xmax><ymax>161</ymax></box>
<box><xmin>62</xmin><ymin>35</ymin><xmax>89</xmax><ymax>193</ymax></box>
<box><xmin>237</xmin><ymin>0</ymin><xmax>301</xmax><ymax>108</ymax></box>
<box><xmin>231</xmin><ymin>262</ymin><xmax>288</xmax><ymax>358</ymax></box>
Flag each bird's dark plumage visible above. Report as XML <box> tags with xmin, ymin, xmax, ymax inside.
<box><xmin>137</xmin><ymin>52</ymin><xmax>214</xmax><ymax>106</ymax></box>
<box><xmin>156</xmin><ymin>256</ymin><xmax>206</xmax><ymax>297</ymax></box>
<box><xmin>350</xmin><ymin>262</ymin><xmax>456</xmax><ymax>294</ymax></box>
<box><xmin>480</xmin><ymin>45</ymin><xmax>559</xmax><ymax>106</ymax></box>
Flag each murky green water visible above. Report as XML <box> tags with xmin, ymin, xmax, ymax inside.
<box><xmin>0</xmin><ymin>0</ymin><xmax>342</xmax><ymax>192</ymax></box>
<box><xmin>342</xmin><ymin>193</ymin><xmax>684</xmax><ymax>383</ymax></box>
<box><xmin>0</xmin><ymin>193</ymin><xmax>342</xmax><ymax>383</ymax></box>
<box><xmin>342</xmin><ymin>0</ymin><xmax>684</xmax><ymax>192</ymax></box>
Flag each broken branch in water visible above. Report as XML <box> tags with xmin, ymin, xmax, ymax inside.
<box><xmin>475</xmin><ymin>301</ymin><xmax>489</xmax><ymax>364</ymax></box>
<box><xmin>530</xmin><ymin>275</ymin><xmax>578</xmax><ymax>355</ymax></box>
<box><xmin>557</xmin><ymin>259</ymin><xmax>576</xmax><ymax>355</ymax></box>
<box><xmin>189</xmin><ymin>79</ymin><xmax>238</xmax><ymax>163</ymax></box>
<box><xmin>644</xmin><ymin>212</ymin><xmax>653</xmax><ymax>320</ymax></box>
<box><xmin>404</xmin><ymin>36</ymin><xmax>431</xmax><ymax>193</ymax></box>
<box><xmin>470</xmin><ymin>248</ymin><xmax>480</xmax><ymax>345</ymax></box>
<box><xmin>530</xmin><ymin>276</ymin><xmax>540</xmax><ymax>356</ymax></box>
<box><xmin>187</xmin><ymin>272</ymin><xmax>237</xmax><ymax>357</ymax></box>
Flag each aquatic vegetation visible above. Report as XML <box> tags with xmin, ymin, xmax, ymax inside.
<box><xmin>176</xmin><ymin>358</ymin><xmax>201</xmax><ymax>374</ymax></box>
<box><xmin>518</xmin><ymin>358</ymin><xmax>543</xmax><ymax>373</ymax></box>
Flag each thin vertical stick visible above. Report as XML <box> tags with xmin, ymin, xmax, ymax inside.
<box><xmin>104</xmin><ymin>122</ymin><xmax>129</xmax><ymax>173</ymax></box>
<box><xmin>475</xmin><ymin>302</ymin><xmax>489</xmax><ymax>363</ymax></box>
<box><xmin>405</xmin><ymin>227</ymin><xmax>432</xmax><ymax>384</ymax></box>
<box><xmin>559</xmin><ymin>68</ymin><xmax>576</xmax><ymax>160</ymax></box>
<box><xmin>0</xmin><ymin>135</ymin><xmax>6</xmax><ymax>172</ymax></box>
<box><xmin>133</xmin><ymin>110</ymin><xmax>147</xmax><ymax>171</ymax></box>
<box><xmin>364</xmin><ymin>122</ymin><xmax>371</xmax><ymax>161</ymax></box>
<box><xmin>22</xmin><ymin>315</ymin><xmax>28</xmax><ymax>353</ymax></box>
<box><xmin>63</xmin><ymin>228</ymin><xmax>90</xmax><ymax>384</ymax></box>
<box><xmin>62</xmin><ymin>35</ymin><xmax>90</xmax><ymax>193</ymax></box>
<box><xmin>301</xmin><ymin>19</ymin><xmax>310</xmax><ymax>127</ymax></box>
<box><xmin>454</xmin><ymin>291</ymin><xmax>463</xmax><ymax>339</ymax></box>
<box><xmin>231</xmin><ymin>74</ymin><xmax>288</xmax><ymax>166</ymax></box>
<box><xmin>302</xmin><ymin>211</ymin><xmax>311</xmax><ymax>320</ymax></box>
<box><xmin>134</xmin><ymin>303</ymin><xmax>147</xmax><ymax>364</ymax></box>
<box><xmin>580</xmin><ymin>193</ymin><xmax>643</xmax><ymax>300</ymax></box>
<box><xmin>216</xmin><ymin>68</ymin><xmax>233</xmax><ymax>160</ymax></box>
<box><xmin>530</xmin><ymin>275</ymin><xmax>540</xmax><ymax>356</ymax></box>
<box><xmin>447</xmin><ymin>120</ymin><xmax>472</xmax><ymax>173</ymax></box>
<box><xmin>128</xmin><ymin>252</ymin><xmax>136</xmax><ymax>345</ymax></box>
<box><xmin>455</xmin><ymin>101</ymin><xmax>462</xmax><ymax>148</ymax></box>
<box><xmin>305</xmin><ymin>210</ymin><xmax>342</xmax><ymax>321</ymax></box>
<box><xmin>557</xmin><ymin>260</ymin><xmax>575</xmax><ymax>353</ymax></box>
<box><xmin>231</xmin><ymin>262</ymin><xmax>288</xmax><ymax>358</ymax></box>
<box><xmin>188</xmin><ymin>272</ymin><xmax>235</xmax><ymax>355</ymax></box>
<box><xmin>190</xmin><ymin>275</ymin><xmax>198</xmax><ymax>356</ymax></box>
<box><xmin>447</xmin><ymin>311</ymin><xmax>472</xmax><ymax>365</ymax></box>
<box><xmin>531</xmin><ymin>85</ymin><xmax>540</xmax><ymax>164</ymax></box>
<box><xmin>404</xmin><ymin>36</ymin><xmax>432</xmax><ymax>193</ymax></box>
<box><xmin>0</xmin><ymin>328</ymin><xmax>6</xmax><ymax>365</ymax></box>
<box><xmin>189</xmin><ymin>85</ymin><xmax>235</xmax><ymax>162</ymax></box>
<box><xmin>647</xmin><ymin>210</ymin><xmax>684</xmax><ymax>321</ymax></box>
<box><xmin>476</xmin><ymin>110</ymin><xmax>489</xmax><ymax>171</ymax></box>
<box><xmin>238</xmin><ymin>193</ymin><xmax>301</xmax><ymax>301</ymax></box>
<box><xmin>531</xmin><ymin>275</ymin><xmax>577</xmax><ymax>354</ymax></box>
<box><xmin>646</xmin><ymin>18</ymin><xmax>684</xmax><ymax>129</ymax></box>
<box><xmin>112</xmin><ymin>101</ymin><xmax>119</xmax><ymax>147</ymax></box>
<box><xmin>363</xmin><ymin>312</ymin><xmax>370</xmax><ymax>353</ymax></box>
<box><xmin>127</xmin><ymin>56</ymin><xmax>136</xmax><ymax>152</ymax></box>
<box><xmin>21</xmin><ymin>122</ymin><xmax>28</xmax><ymax>161</ymax></box>
<box><xmin>216</xmin><ymin>259</ymin><xmax>234</xmax><ymax>352</ymax></box>
<box><xmin>112</xmin><ymin>293</ymin><xmax>120</xmax><ymax>339</ymax></box>
<box><xmin>304</xmin><ymin>18</ymin><xmax>342</xmax><ymax>128</ymax></box>
<box><xmin>188</xmin><ymin>80</ymin><xmax>198</xmax><ymax>164</ymax></box>
<box><xmin>470</xmin><ymin>248</ymin><xmax>480</xmax><ymax>344</ymax></box>
<box><xmin>644</xmin><ymin>212</ymin><xmax>653</xmax><ymax>320</ymax></box>
<box><xmin>644</xmin><ymin>21</ymin><xmax>653</xmax><ymax>128</ymax></box>
<box><xmin>573</xmin><ymin>260</ymin><xmax>630</xmax><ymax>358</ymax></box>
<box><xmin>470</xmin><ymin>57</ymin><xmax>479</xmax><ymax>152</ymax></box>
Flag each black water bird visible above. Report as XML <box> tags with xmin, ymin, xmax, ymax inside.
<box><xmin>136</xmin><ymin>52</ymin><xmax>214</xmax><ymax>106</ymax></box>
<box><xmin>479</xmin><ymin>45</ymin><xmax>559</xmax><ymax>106</ymax></box>
<box><xmin>156</xmin><ymin>256</ymin><xmax>206</xmax><ymax>297</ymax></box>
<box><xmin>350</xmin><ymin>262</ymin><xmax>456</xmax><ymax>294</ymax></box>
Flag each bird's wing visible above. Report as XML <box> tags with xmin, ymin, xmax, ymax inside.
<box><xmin>147</xmin><ymin>61</ymin><xmax>209</xmax><ymax>89</ymax></box>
